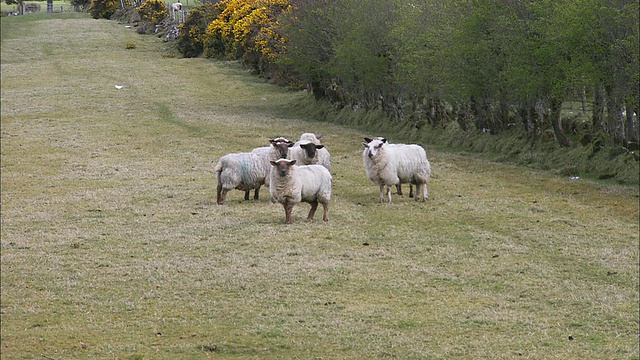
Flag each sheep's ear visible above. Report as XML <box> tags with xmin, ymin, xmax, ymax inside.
<box><xmin>364</xmin><ymin>137</ymin><xmax>372</xmax><ymax>143</ymax></box>
<box><xmin>381</xmin><ymin>138</ymin><xmax>387</xmax><ymax>143</ymax></box>
<box><xmin>290</xmin><ymin>160</ymin><xmax>297</xmax><ymax>165</ymax></box>
<box><xmin>270</xmin><ymin>160</ymin><xmax>277</xmax><ymax>166</ymax></box>
<box><xmin>361</xmin><ymin>142</ymin><xmax>368</xmax><ymax>148</ymax></box>
<box><xmin>315</xmin><ymin>144</ymin><xmax>325</xmax><ymax>149</ymax></box>
<box><xmin>287</xmin><ymin>142</ymin><xmax>295</xmax><ymax>147</ymax></box>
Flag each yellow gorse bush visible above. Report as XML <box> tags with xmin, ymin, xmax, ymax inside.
<box><xmin>89</xmin><ymin>0</ymin><xmax>119</xmax><ymax>19</ymax></box>
<box><xmin>137</xmin><ymin>0</ymin><xmax>168</xmax><ymax>26</ymax></box>
<box><xmin>203</xmin><ymin>0</ymin><xmax>290</xmax><ymax>67</ymax></box>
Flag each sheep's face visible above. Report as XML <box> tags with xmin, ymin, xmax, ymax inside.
<box><xmin>299</xmin><ymin>143</ymin><xmax>325</xmax><ymax>159</ymax></box>
<box><xmin>270</xmin><ymin>159</ymin><xmax>297</xmax><ymax>177</ymax></box>
<box><xmin>364</xmin><ymin>138</ymin><xmax>386</xmax><ymax>158</ymax></box>
<box><xmin>270</xmin><ymin>137</ymin><xmax>294</xmax><ymax>159</ymax></box>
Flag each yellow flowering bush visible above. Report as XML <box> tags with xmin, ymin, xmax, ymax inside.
<box><xmin>203</xmin><ymin>0</ymin><xmax>290</xmax><ymax>70</ymax></box>
<box><xmin>89</xmin><ymin>0</ymin><xmax>119</xmax><ymax>19</ymax></box>
<box><xmin>137</xmin><ymin>0</ymin><xmax>168</xmax><ymax>26</ymax></box>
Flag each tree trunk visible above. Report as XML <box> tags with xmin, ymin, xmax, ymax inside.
<box><xmin>605</xmin><ymin>85</ymin><xmax>623</xmax><ymax>145</ymax></box>
<box><xmin>437</xmin><ymin>99</ymin><xmax>449</xmax><ymax>127</ymax></box>
<box><xmin>592</xmin><ymin>85</ymin><xmax>605</xmax><ymax>133</ymax></box>
<box><xmin>427</xmin><ymin>97</ymin><xmax>437</xmax><ymax>127</ymax></box>
<box><xmin>471</xmin><ymin>96</ymin><xmax>488</xmax><ymax>131</ymax></box>
<box><xmin>624</xmin><ymin>102</ymin><xmax>638</xmax><ymax>149</ymax></box>
<box><xmin>498</xmin><ymin>98</ymin><xmax>510</xmax><ymax>131</ymax></box>
<box><xmin>392</xmin><ymin>93</ymin><xmax>403</xmax><ymax>123</ymax></box>
<box><xmin>550</xmin><ymin>97</ymin><xmax>571</xmax><ymax>147</ymax></box>
<box><xmin>454</xmin><ymin>103</ymin><xmax>469</xmax><ymax>131</ymax></box>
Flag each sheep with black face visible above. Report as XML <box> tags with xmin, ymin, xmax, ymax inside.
<box><xmin>289</xmin><ymin>133</ymin><xmax>332</xmax><ymax>173</ymax></box>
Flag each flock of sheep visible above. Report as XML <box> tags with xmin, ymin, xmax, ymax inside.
<box><xmin>214</xmin><ymin>133</ymin><xmax>432</xmax><ymax>224</ymax></box>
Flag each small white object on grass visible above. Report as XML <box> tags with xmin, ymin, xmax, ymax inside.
<box><xmin>115</xmin><ymin>85</ymin><xmax>123</xmax><ymax>90</ymax></box>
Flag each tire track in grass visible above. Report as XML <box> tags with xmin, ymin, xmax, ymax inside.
<box><xmin>156</xmin><ymin>102</ymin><xmax>206</xmax><ymax>137</ymax></box>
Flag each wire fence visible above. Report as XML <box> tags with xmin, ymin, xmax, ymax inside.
<box><xmin>5</xmin><ymin>0</ymin><xmax>200</xmax><ymax>18</ymax></box>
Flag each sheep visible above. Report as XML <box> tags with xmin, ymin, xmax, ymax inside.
<box><xmin>243</xmin><ymin>137</ymin><xmax>294</xmax><ymax>200</ymax></box>
<box><xmin>266</xmin><ymin>136</ymin><xmax>296</xmax><ymax>162</ymax></box>
<box><xmin>214</xmin><ymin>150</ymin><xmax>272</xmax><ymax>205</ymax></box>
<box><xmin>362</xmin><ymin>137</ymin><xmax>431</xmax><ymax>204</ymax></box>
<box><xmin>363</xmin><ymin>136</ymin><xmax>413</xmax><ymax>197</ymax></box>
<box><xmin>269</xmin><ymin>158</ymin><xmax>332</xmax><ymax>224</ymax></box>
<box><xmin>289</xmin><ymin>133</ymin><xmax>332</xmax><ymax>173</ymax></box>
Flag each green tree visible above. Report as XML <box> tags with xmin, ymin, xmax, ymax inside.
<box><xmin>176</xmin><ymin>3</ymin><xmax>221</xmax><ymax>58</ymax></box>
<box><xmin>279</xmin><ymin>0</ymin><xmax>338</xmax><ymax>98</ymax></box>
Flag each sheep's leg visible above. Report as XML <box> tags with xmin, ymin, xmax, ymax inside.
<box><xmin>396</xmin><ymin>184</ymin><xmax>403</xmax><ymax>196</ymax></box>
<box><xmin>415</xmin><ymin>183</ymin><xmax>427</xmax><ymax>202</ymax></box>
<box><xmin>308</xmin><ymin>200</ymin><xmax>318</xmax><ymax>220</ymax></box>
<box><xmin>217</xmin><ymin>184</ymin><xmax>226</xmax><ymax>205</ymax></box>
<box><xmin>253</xmin><ymin>185</ymin><xmax>260</xmax><ymax>200</ymax></box>
<box><xmin>386</xmin><ymin>185</ymin><xmax>393</xmax><ymax>204</ymax></box>
<box><xmin>244</xmin><ymin>190</ymin><xmax>250</xmax><ymax>200</ymax></box>
<box><xmin>321</xmin><ymin>202</ymin><xmax>329</xmax><ymax>222</ymax></box>
<box><xmin>379</xmin><ymin>184</ymin><xmax>386</xmax><ymax>203</ymax></box>
<box><xmin>284</xmin><ymin>202</ymin><xmax>295</xmax><ymax>224</ymax></box>
<box><xmin>423</xmin><ymin>183</ymin><xmax>429</xmax><ymax>201</ymax></box>
<box><xmin>409</xmin><ymin>184</ymin><xmax>414</xmax><ymax>198</ymax></box>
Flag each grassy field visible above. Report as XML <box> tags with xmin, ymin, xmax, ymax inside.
<box><xmin>1</xmin><ymin>13</ymin><xmax>639</xmax><ymax>360</ymax></box>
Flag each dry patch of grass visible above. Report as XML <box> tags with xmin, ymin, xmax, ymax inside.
<box><xmin>2</xmin><ymin>14</ymin><xmax>639</xmax><ymax>359</ymax></box>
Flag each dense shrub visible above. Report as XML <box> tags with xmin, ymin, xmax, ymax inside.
<box><xmin>176</xmin><ymin>3</ymin><xmax>221</xmax><ymax>58</ymax></box>
<box><xmin>137</xmin><ymin>0</ymin><xmax>167</xmax><ymax>26</ymax></box>
<box><xmin>202</xmin><ymin>0</ymin><xmax>290</xmax><ymax>72</ymax></box>
<box><xmin>89</xmin><ymin>0</ymin><xmax>119</xmax><ymax>19</ymax></box>
<box><xmin>70</xmin><ymin>0</ymin><xmax>91</xmax><ymax>11</ymax></box>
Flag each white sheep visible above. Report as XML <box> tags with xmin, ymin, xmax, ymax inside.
<box><xmin>363</xmin><ymin>136</ymin><xmax>413</xmax><ymax>197</ymax></box>
<box><xmin>269</xmin><ymin>158</ymin><xmax>332</xmax><ymax>224</ymax></box>
<box><xmin>362</xmin><ymin>137</ymin><xmax>431</xmax><ymax>204</ymax></box>
<box><xmin>218</xmin><ymin>137</ymin><xmax>294</xmax><ymax>203</ymax></box>
<box><xmin>244</xmin><ymin>137</ymin><xmax>294</xmax><ymax>200</ymax></box>
<box><xmin>289</xmin><ymin>133</ymin><xmax>332</xmax><ymax>173</ymax></box>
<box><xmin>214</xmin><ymin>150</ymin><xmax>271</xmax><ymax>205</ymax></box>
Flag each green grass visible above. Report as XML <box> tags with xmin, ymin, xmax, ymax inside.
<box><xmin>2</xmin><ymin>14</ymin><xmax>639</xmax><ymax>360</ymax></box>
